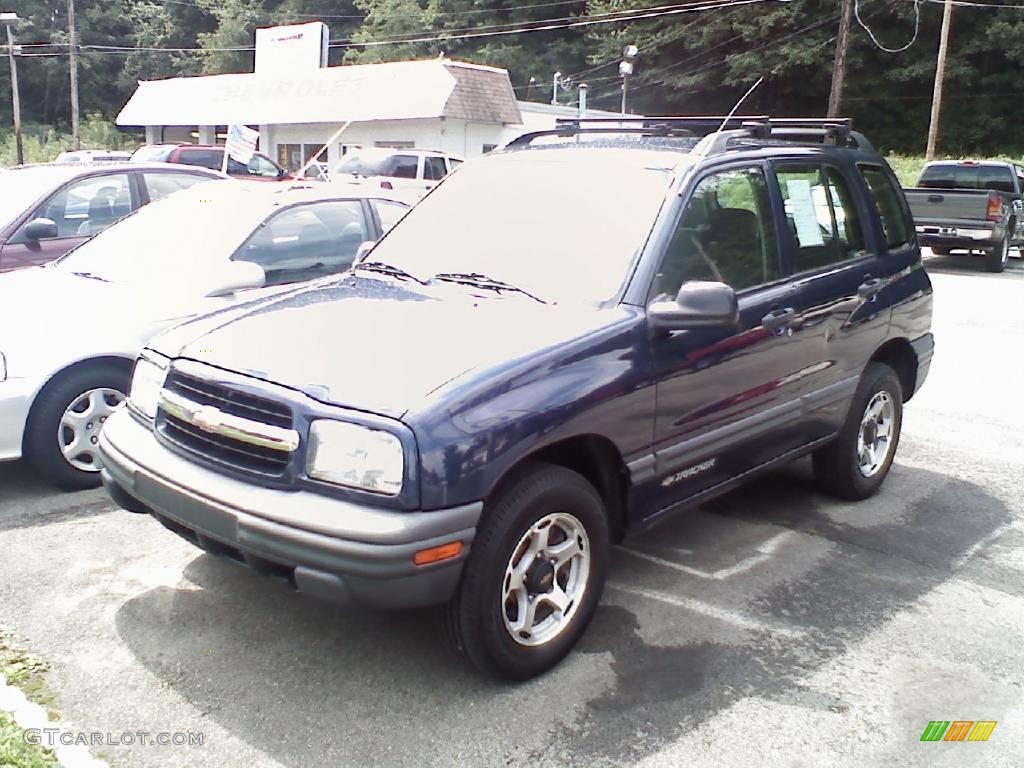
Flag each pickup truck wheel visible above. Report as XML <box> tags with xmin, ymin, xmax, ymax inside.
<box><xmin>812</xmin><ymin>363</ymin><xmax>903</xmax><ymax>501</ymax></box>
<box><xmin>23</xmin><ymin>363</ymin><xmax>129</xmax><ymax>490</ymax></box>
<box><xmin>446</xmin><ymin>463</ymin><xmax>609</xmax><ymax>681</ymax></box>
<box><xmin>985</xmin><ymin>233</ymin><xmax>1009</xmax><ymax>273</ymax></box>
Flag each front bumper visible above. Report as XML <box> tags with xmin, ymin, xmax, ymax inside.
<box><xmin>98</xmin><ymin>409</ymin><xmax>482</xmax><ymax>609</ymax></box>
<box><xmin>0</xmin><ymin>377</ymin><xmax>40</xmax><ymax>462</ymax></box>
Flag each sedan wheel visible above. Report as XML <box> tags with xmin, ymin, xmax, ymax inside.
<box><xmin>59</xmin><ymin>388</ymin><xmax>125</xmax><ymax>472</ymax></box>
<box><xmin>24</xmin><ymin>361</ymin><xmax>131</xmax><ymax>490</ymax></box>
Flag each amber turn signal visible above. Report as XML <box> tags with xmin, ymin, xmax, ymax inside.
<box><xmin>413</xmin><ymin>541</ymin><xmax>463</xmax><ymax>566</ymax></box>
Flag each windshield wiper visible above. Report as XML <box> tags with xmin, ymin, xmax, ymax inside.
<box><xmin>431</xmin><ymin>272</ymin><xmax>548</xmax><ymax>304</ymax></box>
<box><xmin>353</xmin><ymin>261</ymin><xmax>427</xmax><ymax>284</ymax></box>
<box><xmin>71</xmin><ymin>271</ymin><xmax>110</xmax><ymax>283</ymax></box>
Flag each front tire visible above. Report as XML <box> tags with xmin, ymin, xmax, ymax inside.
<box><xmin>446</xmin><ymin>463</ymin><xmax>610</xmax><ymax>681</ymax></box>
<box><xmin>23</xmin><ymin>362</ymin><xmax>129</xmax><ymax>490</ymax></box>
<box><xmin>985</xmin><ymin>233</ymin><xmax>1009</xmax><ymax>273</ymax></box>
<box><xmin>813</xmin><ymin>363</ymin><xmax>903</xmax><ymax>501</ymax></box>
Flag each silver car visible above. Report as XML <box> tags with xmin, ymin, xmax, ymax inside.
<box><xmin>0</xmin><ymin>180</ymin><xmax>411</xmax><ymax>489</ymax></box>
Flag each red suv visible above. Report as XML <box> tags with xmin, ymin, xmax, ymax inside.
<box><xmin>130</xmin><ymin>144</ymin><xmax>291</xmax><ymax>181</ymax></box>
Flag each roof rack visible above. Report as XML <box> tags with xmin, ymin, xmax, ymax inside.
<box><xmin>504</xmin><ymin>116</ymin><xmax>874</xmax><ymax>154</ymax></box>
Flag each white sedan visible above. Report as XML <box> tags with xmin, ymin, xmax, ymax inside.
<box><xmin>0</xmin><ymin>180</ymin><xmax>411</xmax><ymax>489</ymax></box>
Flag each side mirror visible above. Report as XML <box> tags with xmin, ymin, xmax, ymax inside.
<box><xmin>648</xmin><ymin>281</ymin><xmax>739</xmax><ymax>331</ymax></box>
<box><xmin>23</xmin><ymin>218</ymin><xmax>58</xmax><ymax>241</ymax></box>
<box><xmin>356</xmin><ymin>241</ymin><xmax>376</xmax><ymax>261</ymax></box>
<box><xmin>205</xmin><ymin>261</ymin><xmax>266</xmax><ymax>297</ymax></box>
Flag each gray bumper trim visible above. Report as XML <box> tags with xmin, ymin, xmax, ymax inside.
<box><xmin>98</xmin><ymin>410</ymin><xmax>481</xmax><ymax>608</ymax></box>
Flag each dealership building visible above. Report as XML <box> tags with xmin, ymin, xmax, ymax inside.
<box><xmin>115</xmin><ymin>23</ymin><xmax>625</xmax><ymax>172</ymax></box>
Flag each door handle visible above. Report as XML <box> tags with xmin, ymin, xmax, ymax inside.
<box><xmin>858</xmin><ymin>277</ymin><xmax>884</xmax><ymax>300</ymax></box>
<box><xmin>762</xmin><ymin>307</ymin><xmax>797</xmax><ymax>333</ymax></box>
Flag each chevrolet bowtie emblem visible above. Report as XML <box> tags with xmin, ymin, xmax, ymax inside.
<box><xmin>190</xmin><ymin>405</ymin><xmax>224</xmax><ymax>433</ymax></box>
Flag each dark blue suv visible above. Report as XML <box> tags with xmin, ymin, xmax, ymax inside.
<box><xmin>99</xmin><ymin>118</ymin><xmax>934</xmax><ymax>680</ymax></box>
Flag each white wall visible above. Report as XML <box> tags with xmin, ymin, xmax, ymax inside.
<box><xmin>264</xmin><ymin>118</ymin><xmax>519</xmax><ymax>169</ymax></box>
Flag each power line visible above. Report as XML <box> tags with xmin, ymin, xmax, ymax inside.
<box><xmin>156</xmin><ymin>0</ymin><xmax>588</xmax><ymax>21</ymax></box>
<box><xmin>14</xmin><ymin>0</ymin><xmax>772</xmax><ymax>55</ymax></box>
<box><xmin>855</xmin><ymin>0</ymin><xmax>921</xmax><ymax>52</ymax></box>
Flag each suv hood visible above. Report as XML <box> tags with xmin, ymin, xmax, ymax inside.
<box><xmin>152</xmin><ymin>275</ymin><xmax>617</xmax><ymax>418</ymax></box>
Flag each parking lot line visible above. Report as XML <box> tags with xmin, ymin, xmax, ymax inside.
<box><xmin>620</xmin><ymin>531</ymin><xmax>794</xmax><ymax>581</ymax></box>
<box><xmin>606</xmin><ymin>582</ymin><xmax>807</xmax><ymax>639</ymax></box>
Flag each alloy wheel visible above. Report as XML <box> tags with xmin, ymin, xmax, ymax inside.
<box><xmin>502</xmin><ymin>512</ymin><xmax>590</xmax><ymax>647</ymax></box>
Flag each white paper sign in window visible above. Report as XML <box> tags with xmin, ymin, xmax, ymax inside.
<box><xmin>787</xmin><ymin>179</ymin><xmax>826</xmax><ymax>248</ymax></box>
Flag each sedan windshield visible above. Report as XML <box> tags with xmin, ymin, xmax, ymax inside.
<box><xmin>53</xmin><ymin>182</ymin><xmax>271</xmax><ymax>283</ymax></box>
<box><xmin>365</xmin><ymin>149</ymin><xmax>677</xmax><ymax>304</ymax></box>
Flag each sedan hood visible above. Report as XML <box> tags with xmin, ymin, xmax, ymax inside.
<box><xmin>154</xmin><ymin>275</ymin><xmax>616</xmax><ymax>418</ymax></box>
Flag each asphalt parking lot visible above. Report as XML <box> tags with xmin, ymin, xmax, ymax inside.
<box><xmin>1</xmin><ymin>253</ymin><xmax>1022</xmax><ymax>768</ymax></box>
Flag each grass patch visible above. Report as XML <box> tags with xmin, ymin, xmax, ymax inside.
<box><xmin>0</xmin><ymin>633</ymin><xmax>60</xmax><ymax>768</ymax></box>
<box><xmin>0</xmin><ymin>711</ymin><xmax>59</xmax><ymax>768</ymax></box>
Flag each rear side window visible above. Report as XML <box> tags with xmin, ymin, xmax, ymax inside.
<box><xmin>176</xmin><ymin>149</ymin><xmax>223</xmax><ymax>171</ymax></box>
<box><xmin>860</xmin><ymin>165</ymin><xmax>913</xmax><ymax>250</ymax></box>
<box><xmin>424</xmin><ymin>156</ymin><xmax>447</xmax><ymax>181</ymax></box>
<box><xmin>388</xmin><ymin>155</ymin><xmax>419</xmax><ymax>179</ymax></box>
<box><xmin>775</xmin><ymin>164</ymin><xmax>866</xmax><ymax>272</ymax></box>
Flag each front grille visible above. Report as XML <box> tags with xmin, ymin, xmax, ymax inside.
<box><xmin>163</xmin><ymin>371</ymin><xmax>293</xmax><ymax>429</ymax></box>
<box><xmin>156</xmin><ymin>369</ymin><xmax>295</xmax><ymax>477</ymax></box>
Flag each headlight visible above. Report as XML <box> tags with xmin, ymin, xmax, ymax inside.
<box><xmin>307</xmin><ymin>420</ymin><xmax>404</xmax><ymax>495</ymax></box>
<box><xmin>128</xmin><ymin>354</ymin><xmax>168</xmax><ymax>421</ymax></box>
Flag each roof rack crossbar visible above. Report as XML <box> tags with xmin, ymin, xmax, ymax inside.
<box><xmin>506</xmin><ymin>115</ymin><xmax>871</xmax><ymax>154</ymax></box>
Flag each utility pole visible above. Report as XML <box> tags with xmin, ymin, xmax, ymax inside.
<box><xmin>68</xmin><ymin>0</ymin><xmax>80</xmax><ymax>149</ymax></box>
<box><xmin>926</xmin><ymin>0</ymin><xmax>954</xmax><ymax>161</ymax></box>
<box><xmin>827</xmin><ymin>0</ymin><xmax>853</xmax><ymax>117</ymax></box>
<box><xmin>1</xmin><ymin>12</ymin><xmax>23</xmax><ymax>165</ymax></box>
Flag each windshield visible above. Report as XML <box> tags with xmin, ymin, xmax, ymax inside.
<box><xmin>918</xmin><ymin>164</ymin><xmax>1016</xmax><ymax>193</ymax></box>
<box><xmin>0</xmin><ymin>169</ymin><xmax>75</xmax><ymax>231</ymax></box>
<box><xmin>365</xmin><ymin>149</ymin><xmax>677</xmax><ymax>304</ymax></box>
<box><xmin>53</xmin><ymin>182</ymin><xmax>270</xmax><ymax>283</ymax></box>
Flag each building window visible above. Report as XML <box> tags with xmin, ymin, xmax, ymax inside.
<box><xmin>374</xmin><ymin>140</ymin><xmax>415</xmax><ymax>149</ymax></box>
<box><xmin>277</xmin><ymin>143</ymin><xmax>328</xmax><ymax>172</ymax></box>
<box><xmin>482</xmin><ymin>144</ymin><xmax>497</xmax><ymax>154</ymax></box>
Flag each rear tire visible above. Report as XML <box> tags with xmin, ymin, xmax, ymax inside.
<box><xmin>446</xmin><ymin>463</ymin><xmax>609</xmax><ymax>681</ymax></box>
<box><xmin>985</xmin><ymin>233</ymin><xmax>1009</xmax><ymax>273</ymax></box>
<box><xmin>813</xmin><ymin>363</ymin><xmax>903</xmax><ymax>501</ymax></box>
<box><xmin>23</xmin><ymin>362</ymin><xmax>129</xmax><ymax>490</ymax></box>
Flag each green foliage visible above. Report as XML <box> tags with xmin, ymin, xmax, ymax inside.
<box><xmin>1</xmin><ymin>0</ymin><xmax>1024</xmax><ymax>154</ymax></box>
<box><xmin>0</xmin><ymin>114</ymin><xmax>141</xmax><ymax>167</ymax></box>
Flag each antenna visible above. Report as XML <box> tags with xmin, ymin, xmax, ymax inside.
<box><xmin>717</xmin><ymin>76</ymin><xmax>764</xmax><ymax>135</ymax></box>
<box><xmin>692</xmin><ymin>76</ymin><xmax>765</xmax><ymax>158</ymax></box>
